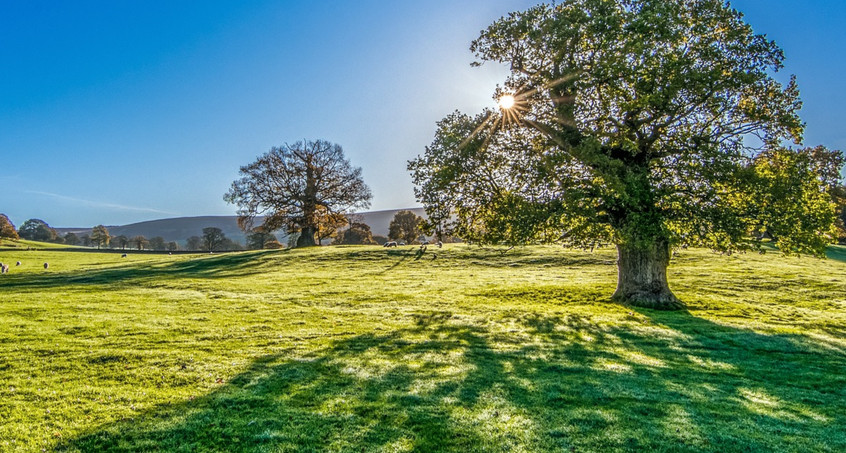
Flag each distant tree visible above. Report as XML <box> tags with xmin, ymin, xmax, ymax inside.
<box><xmin>186</xmin><ymin>236</ymin><xmax>202</xmax><ymax>251</ymax></box>
<box><xmin>149</xmin><ymin>236</ymin><xmax>167</xmax><ymax>251</ymax></box>
<box><xmin>0</xmin><ymin>214</ymin><xmax>19</xmax><ymax>241</ymax></box>
<box><xmin>388</xmin><ymin>210</ymin><xmax>424</xmax><ymax>244</ymax></box>
<box><xmin>91</xmin><ymin>225</ymin><xmax>111</xmax><ymax>249</ymax></box>
<box><xmin>167</xmin><ymin>241</ymin><xmax>179</xmax><ymax>252</ymax></box>
<box><xmin>219</xmin><ymin>238</ymin><xmax>245</xmax><ymax>251</ymax></box>
<box><xmin>225</xmin><ymin>139</ymin><xmax>372</xmax><ymax>248</ymax></box>
<box><xmin>316</xmin><ymin>205</ymin><xmax>349</xmax><ymax>245</ymax></box>
<box><xmin>372</xmin><ymin>235</ymin><xmax>389</xmax><ymax>245</ymax></box>
<box><xmin>246</xmin><ymin>226</ymin><xmax>276</xmax><ymax>250</ymax></box>
<box><xmin>334</xmin><ymin>222</ymin><xmax>377</xmax><ymax>245</ymax></box>
<box><xmin>18</xmin><ymin>219</ymin><xmax>58</xmax><ymax>242</ymax></box>
<box><xmin>132</xmin><ymin>235</ymin><xmax>148</xmax><ymax>250</ymax></box>
<box><xmin>63</xmin><ymin>232</ymin><xmax>80</xmax><ymax>246</ymax></box>
<box><xmin>80</xmin><ymin>234</ymin><xmax>92</xmax><ymax>247</ymax></box>
<box><xmin>113</xmin><ymin>235</ymin><xmax>129</xmax><ymax>250</ymax></box>
<box><xmin>202</xmin><ymin>227</ymin><xmax>226</xmax><ymax>252</ymax></box>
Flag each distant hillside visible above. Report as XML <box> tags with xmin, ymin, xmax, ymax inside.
<box><xmin>55</xmin><ymin>208</ymin><xmax>427</xmax><ymax>245</ymax></box>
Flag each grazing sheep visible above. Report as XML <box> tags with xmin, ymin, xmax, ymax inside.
<box><xmin>16</xmin><ymin>261</ymin><xmax>21</xmax><ymax>266</ymax></box>
<box><xmin>43</xmin><ymin>262</ymin><xmax>49</xmax><ymax>270</ymax></box>
<box><xmin>0</xmin><ymin>264</ymin><xmax>7</xmax><ymax>274</ymax></box>
<box><xmin>384</xmin><ymin>241</ymin><xmax>398</xmax><ymax>248</ymax></box>
<box><xmin>121</xmin><ymin>253</ymin><xmax>127</xmax><ymax>258</ymax></box>
<box><xmin>436</xmin><ymin>241</ymin><xmax>443</xmax><ymax>248</ymax></box>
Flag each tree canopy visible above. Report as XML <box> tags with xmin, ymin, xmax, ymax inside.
<box><xmin>202</xmin><ymin>227</ymin><xmax>226</xmax><ymax>252</ymax></box>
<box><xmin>91</xmin><ymin>225</ymin><xmax>110</xmax><ymax>249</ymax></box>
<box><xmin>0</xmin><ymin>214</ymin><xmax>19</xmax><ymax>241</ymax></box>
<box><xmin>18</xmin><ymin>219</ymin><xmax>59</xmax><ymax>242</ymax></box>
<box><xmin>225</xmin><ymin>140</ymin><xmax>372</xmax><ymax>247</ymax></box>
<box><xmin>334</xmin><ymin>222</ymin><xmax>377</xmax><ymax>245</ymax></box>
<box><xmin>388</xmin><ymin>210</ymin><xmax>424</xmax><ymax>244</ymax></box>
<box><xmin>409</xmin><ymin>0</ymin><xmax>843</xmax><ymax>309</ymax></box>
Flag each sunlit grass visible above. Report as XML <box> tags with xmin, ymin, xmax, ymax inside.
<box><xmin>0</xmin><ymin>244</ymin><xmax>843</xmax><ymax>452</ymax></box>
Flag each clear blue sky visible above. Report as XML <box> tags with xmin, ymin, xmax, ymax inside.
<box><xmin>1</xmin><ymin>1</ymin><xmax>844</xmax><ymax>227</ymax></box>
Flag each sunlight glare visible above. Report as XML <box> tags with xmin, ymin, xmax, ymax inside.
<box><xmin>498</xmin><ymin>94</ymin><xmax>516</xmax><ymax>110</ymax></box>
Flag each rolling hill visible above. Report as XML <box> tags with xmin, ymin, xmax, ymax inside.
<box><xmin>55</xmin><ymin>208</ymin><xmax>427</xmax><ymax>245</ymax></box>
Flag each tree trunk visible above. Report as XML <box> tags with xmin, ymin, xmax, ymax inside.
<box><xmin>612</xmin><ymin>238</ymin><xmax>683</xmax><ymax>310</ymax></box>
<box><xmin>297</xmin><ymin>226</ymin><xmax>317</xmax><ymax>247</ymax></box>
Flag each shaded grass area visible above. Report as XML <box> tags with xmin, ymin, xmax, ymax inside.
<box><xmin>0</xmin><ymin>245</ymin><xmax>844</xmax><ymax>452</ymax></box>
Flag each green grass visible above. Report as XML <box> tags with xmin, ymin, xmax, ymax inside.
<box><xmin>0</xmin><ymin>238</ymin><xmax>83</xmax><ymax>250</ymax></box>
<box><xmin>0</xmin><ymin>244</ymin><xmax>843</xmax><ymax>452</ymax></box>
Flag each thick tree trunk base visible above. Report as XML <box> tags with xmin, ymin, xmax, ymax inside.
<box><xmin>612</xmin><ymin>240</ymin><xmax>684</xmax><ymax>311</ymax></box>
<box><xmin>296</xmin><ymin>226</ymin><xmax>318</xmax><ymax>248</ymax></box>
<box><xmin>612</xmin><ymin>288</ymin><xmax>684</xmax><ymax>310</ymax></box>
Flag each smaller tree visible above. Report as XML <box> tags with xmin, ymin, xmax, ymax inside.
<box><xmin>0</xmin><ymin>214</ymin><xmax>19</xmax><ymax>241</ymax></box>
<box><xmin>202</xmin><ymin>227</ymin><xmax>226</xmax><ymax>252</ymax></box>
<box><xmin>63</xmin><ymin>232</ymin><xmax>80</xmax><ymax>246</ymax></box>
<box><xmin>149</xmin><ymin>236</ymin><xmax>167</xmax><ymax>251</ymax></box>
<box><xmin>186</xmin><ymin>236</ymin><xmax>202</xmax><ymax>251</ymax></box>
<box><xmin>91</xmin><ymin>225</ymin><xmax>111</xmax><ymax>249</ymax></box>
<box><xmin>132</xmin><ymin>235</ymin><xmax>148</xmax><ymax>250</ymax></box>
<box><xmin>167</xmin><ymin>241</ymin><xmax>179</xmax><ymax>252</ymax></box>
<box><xmin>247</xmin><ymin>226</ymin><xmax>276</xmax><ymax>250</ymax></box>
<box><xmin>18</xmin><ymin>219</ymin><xmax>58</xmax><ymax>242</ymax></box>
<box><xmin>219</xmin><ymin>238</ymin><xmax>245</xmax><ymax>251</ymax></box>
<box><xmin>334</xmin><ymin>222</ymin><xmax>377</xmax><ymax>245</ymax></box>
<box><xmin>113</xmin><ymin>235</ymin><xmax>129</xmax><ymax>250</ymax></box>
<box><xmin>80</xmin><ymin>234</ymin><xmax>92</xmax><ymax>247</ymax></box>
<box><xmin>388</xmin><ymin>210</ymin><xmax>424</xmax><ymax>244</ymax></box>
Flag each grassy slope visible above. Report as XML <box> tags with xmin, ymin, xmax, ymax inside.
<box><xmin>0</xmin><ymin>239</ymin><xmax>82</xmax><ymax>250</ymax></box>
<box><xmin>0</xmin><ymin>245</ymin><xmax>843</xmax><ymax>452</ymax></box>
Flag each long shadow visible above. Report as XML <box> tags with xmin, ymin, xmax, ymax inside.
<box><xmin>56</xmin><ymin>309</ymin><xmax>845</xmax><ymax>452</ymax></box>
<box><xmin>0</xmin><ymin>250</ymin><xmax>275</xmax><ymax>290</ymax></box>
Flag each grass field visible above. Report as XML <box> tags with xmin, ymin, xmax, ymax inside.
<box><xmin>0</xmin><ymin>242</ymin><xmax>844</xmax><ymax>452</ymax></box>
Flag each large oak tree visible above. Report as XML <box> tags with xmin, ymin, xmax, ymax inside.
<box><xmin>409</xmin><ymin>0</ymin><xmax>842</xmax><ymax>309</ymax></box>
<box><xmin>226</xmin><ymin>140</ymin><xmax>372</xmax><ymax>247</ymax></box>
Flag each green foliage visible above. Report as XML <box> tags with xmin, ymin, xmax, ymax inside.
<box><xmin>411</xmin><ymin>0</ymin><xmax>835</xmax><ymax>252</ymax></box>
<box><xmin>334</xmin><ymin>222</ymin><xmax>377</xmax><ymax>245</ymax></box>
<box><xmin>409</xmin><ymin>0</ymin><xmax>842</xmax><ymax>307</ymax></box>
<box><xmin>388</xmin><ymin>210</ymin><xmax>424</xmax><ymax>244</ymax></box>
<box><xmin>0</xmin><ymin>245</ymin><xmax>844</xmax><ymax>451</ymax></box>
<box><xmin>63</xmin><ymin>232</ymin><xmax>80</xmax><ymax>246</ymax></box>
<box><xmin>17</xmin><ymin>218</ymin><xmax>59</xmax><ymax>242</ymax></box>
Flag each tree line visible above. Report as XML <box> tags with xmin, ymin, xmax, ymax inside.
<box><xmin>0</xmin><ymin>211</ymin><xmax>449</xmax><ymax>250</ymax></box>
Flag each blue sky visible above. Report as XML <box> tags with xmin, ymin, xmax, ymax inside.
<box><xmin>1</xmin><ymin>1</ymin><xmax>844</xmax><ymax>227</ymax></box>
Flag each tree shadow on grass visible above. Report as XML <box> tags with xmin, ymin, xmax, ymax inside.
<box><xmin>0</xmin><ymin>251</ymin><xmax>275</xmax><ymax>290</ymax></box>
<box><xmin>56</xmin><ymin>308</ymin><xmax>845</xmax><ymax>452</ymax></box>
